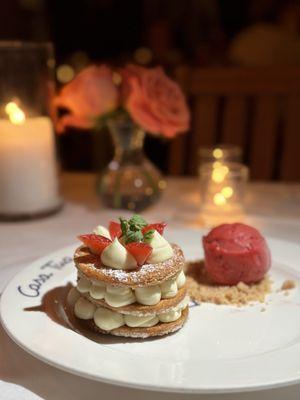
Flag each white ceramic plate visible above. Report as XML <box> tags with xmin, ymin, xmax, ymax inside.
<box><xmin>1</xmin><ymin>229</ymin><xmax>300</xmax><ymax>394</ymax></box>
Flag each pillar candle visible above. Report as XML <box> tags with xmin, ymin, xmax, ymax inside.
<box><xmin>0</xmin><ymin>116</ymin><xmax>61</xmax><ymax>215</ymax></box>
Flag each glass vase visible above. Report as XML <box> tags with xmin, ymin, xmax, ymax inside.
<box><xmin>96</xmin><ymin>114</ymin><xmax>165</xmax><ymax>211</ymax></box>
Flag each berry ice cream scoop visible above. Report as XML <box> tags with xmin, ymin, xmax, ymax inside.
<box><xmin>202</xmin><ymin>223</ymin><xmax>271</xmax><ymax>285</ymax></box>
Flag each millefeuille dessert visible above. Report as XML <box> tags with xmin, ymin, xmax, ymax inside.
<box><xmin>67</xmin><ymin>215</ymin><xmax>188</xmax><ymax>338</ymax></box>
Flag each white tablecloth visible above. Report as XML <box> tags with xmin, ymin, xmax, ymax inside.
<box><xmin>1</xmin><ymin>174</ymin><xmax>300</xmax><ymax>400</ymax></box>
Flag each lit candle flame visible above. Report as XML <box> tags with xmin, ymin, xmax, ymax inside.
<box><xmin>5</xmin><ymin>101</ymin><xmax>26</xmax><ymax>125</ymax></box>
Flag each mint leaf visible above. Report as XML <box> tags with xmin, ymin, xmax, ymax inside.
<box><xmin>125</xmin><ymin>230</ymin><xmax>143</xmax><ymax>244</ymax></box>
<box><xmin>119</xmin><ymin>217</ymin><xmax>129</xmax><ymax>237</ymax></box>
<box><xmin>129</xmin><ymin>215</ymin><xmax>147</xmax><ymax>229</ymax></box>
<box><xmin>119</xmin><ymin>214</ymin><xmax>149</xmax><ymax>244</ymax></box>
<box><xmin>118</xmin><ymin>215</ymin><xmax>149</xmax><ymax>244</ymax></box>
<box><xmin>143</xmin><ymin>229</ymin><xmax>155</xmax><ymax>243</ymax></box>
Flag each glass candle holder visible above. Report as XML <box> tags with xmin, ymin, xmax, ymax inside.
<box><xmin>199</xmin><ymin>144</ymin><xmax>242</xmax><ymax>166</ymax></box>
<box><xmin>199</xmin><ymin>162</ymin><xmax>249</xmax><ymax>226</ymax></box>
<box><xmin>0</xmin><ymin>41</ymin><xmax>61</xmax><ymax>220</ymax></box>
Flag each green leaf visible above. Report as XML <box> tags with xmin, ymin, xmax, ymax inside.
<box><xmin>119</xmin><ymin>217</ymin><xmax>129</xmax><ymax>237</ymax></box>
<box><xmin>143</xmin><ymin>229</ymin><xmax>155</xmax><ymax>243</ymax></box>
<box><xmin>125</xmin><ymin>230</ymin><xmax>143</xmax><ymax>244</ymax></box>
<box><xmin>118</xmin><ymin>215</ymin><xmax>149</xmax><ymax>244</ymax></box>
<box><xmin>129</xmin><ymin>214</ymin><xmax>147</xmax><ymax>229</ymax></box>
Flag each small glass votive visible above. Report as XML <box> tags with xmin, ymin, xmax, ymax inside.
<box><xmin>199</xmin><ymin>144</ymin><xmax>242</xmax><ymax>166</ymax></box>
<box><xmin>199</xmin><ymin>162</ymin><xmax>249</xmax><ymax>226</ymax></box>
<box><xmin>0</xmin><ymin>41</ymin><xmax>62</xmax><ymax>220</ymax></box>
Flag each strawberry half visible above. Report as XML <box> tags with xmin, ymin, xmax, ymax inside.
<box><xmin>109</xmin><ymin>221</ymin><xmax>122</xmax><ymax>239</ymax></box>
<box><xmin>126</xmin><ymin>242</ymin><xmax>153</xmax><ymax>266</ymax></box>
<box><xmin>78</xmin><ymin>234</ymin><xmax>111</xmax><ymax>255</ymax></box>
<box><xmin>143</xmin><ymin>222</ymin><xmax>167</xmax><ymax>236</ymax></box>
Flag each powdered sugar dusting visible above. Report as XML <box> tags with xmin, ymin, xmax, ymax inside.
<box><xmin>74</xmin><ymin>244</ymin><xmax>185</xmax><ymax>287</ymax></box>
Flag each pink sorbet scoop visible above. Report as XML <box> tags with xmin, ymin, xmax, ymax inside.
<box><xmin>202</xmin><ymin>223</ymin><xmax>271</xmax><ymax>285</ymax></box>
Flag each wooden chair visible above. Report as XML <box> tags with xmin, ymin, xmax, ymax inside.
<box><xmin>169</xmin><ymin>67</ymin><xmax>300</xmax><ymax>181</ymax></box>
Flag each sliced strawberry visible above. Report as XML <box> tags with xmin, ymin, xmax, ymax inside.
<box><xmin>143</xmin><ymin>222</ymin><xmax>167</xmax><ymax>236</ymax></box>
<box><xmin>78</xmin><ymin>234</ymin><xmax>111</xmax><ymax>255</ymax></box>
<box><xmin>109</xmin><ymin>221</ymin><xmax>122</xmax><ymax>240</ymax></box>
<box><xmin>126</xmin><ymin>242</ymin><xmax>153</xmax><ymax>266</ymax></box>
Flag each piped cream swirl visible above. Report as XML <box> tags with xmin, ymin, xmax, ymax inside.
<box><xmin>101</xmin><ymin>238</ymin><xmax>137</xmax><ymax>269</ymax></box>
<box><xmin>147</xmin><ymin>230</ymin><xmax>173</xmax><ymax>264</ymax></box>
<box><xmin>93</xmin><ymin>225</ymin><xmax>111</xmax><ymax>239</ymax></box>
<box><xmin>72</xmin><ymin>293</ymin><xmax>189</xmax><ymax>330</ymax></box>
<box><xmin>91</xmin><ymin>225</ymin><xmax>173</xmax><ymax>267</ymax></box>
<box><xmin>105</xmin><ymin>285</ymin><xmax>136</xmax><ymax>307</ymax></box>
<box><xmin>77</xmin><ymin>269</ymin><xmax>186</xmax><ymax>306</ymax></box>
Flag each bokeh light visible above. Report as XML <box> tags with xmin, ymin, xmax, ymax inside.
<box><xmin>134</xmin><ymin>47</ymin><xmax>153</xmax><ymax>65</ymax></box>
<box><xmin>56</xmin><ymin>64</ymin><xmax>75</xmax><ymax>83</ymax></box>
<box><xmin>5</xmin><ymin>102</ymin><xmax>26</xmax><ymax>125</ymax></box>
<box><xmin>221</xmin><ymin>186</ymin><xmax>234</xmax><ymax>198</ymax></box>
<box><xmin>213</xmin><ymin>192</ymin><xmax>226</xmax><ymax>206</ymax></box>
<box><xmin>213</xmin><ymin>148</ymin><xmax>223</xmax><ymax>159</ymax></box>
<box><xmin>212</xmin><ymin>165</ymin><xmax>228</xmax><ymax>183</ymax></box>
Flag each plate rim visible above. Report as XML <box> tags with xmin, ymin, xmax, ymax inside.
<box><xmin>1</xmin><ymin>231</ymin><xmax>300</xmax><ymax>394</ymax></box>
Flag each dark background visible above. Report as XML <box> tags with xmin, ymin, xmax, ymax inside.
<box><xmin>0</xmin><ymin>1</ymin><xmax>249</xmax><ymax>64</ymax></box>
<box><xmin>0</xmin><ymin>0</ymin><xmax>299</xmax><ymax>178</ymax></box>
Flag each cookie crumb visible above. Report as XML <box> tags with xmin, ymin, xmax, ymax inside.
<box><xmin>280</xmin><ymin>280</ymin><xmax>296</xmax><ymax>291</ymax></box>
<box><xmin>185</xmin><ymin>261</ymin><xmax>271</xmax><ymax>306</ymax></box>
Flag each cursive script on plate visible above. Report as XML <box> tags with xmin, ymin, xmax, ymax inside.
<box><xmin>18</xmin><ymin>256</ymin><xmax>72</xmax><ymax>298</ymax></box>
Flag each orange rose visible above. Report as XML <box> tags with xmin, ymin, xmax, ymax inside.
<box><xmin>55</xmin><ymin>65</ymin><xmax>119</xmax><ymax>132</ymax></box>
<box><xmin>121</xmin><ymin>65</ymin><xmax>190</xmax><ymax>138</ymax></box>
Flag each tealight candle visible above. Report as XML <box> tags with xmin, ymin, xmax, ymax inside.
<box><xmin>199</xmin><ymin>162</ymin><xmax>249</xmax><ymax>226</ymax></box>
